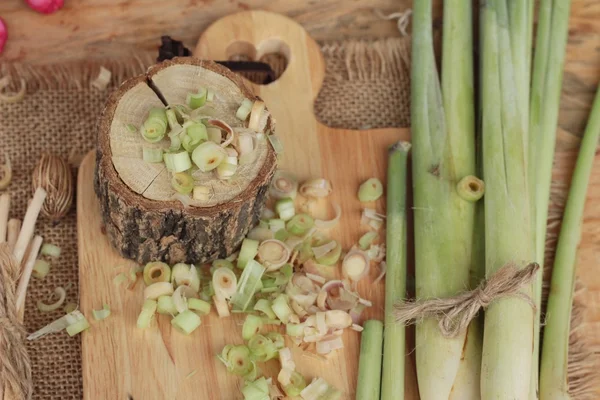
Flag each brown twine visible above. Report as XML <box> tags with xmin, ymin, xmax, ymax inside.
<box><xmin>394</xmin><ymin>262</ymin><xmax>540</xmax><ymax>338</ymax></box>
<box><xmin>0</xmin><ymin>244</ymin><xmax>32</xmax><ymax>400</ymax></box>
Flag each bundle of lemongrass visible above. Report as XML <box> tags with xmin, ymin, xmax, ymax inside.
<box><xmin>355</xmin><ymin>0</ymin><xmax>598</xmax><ymax>399</ymax></box>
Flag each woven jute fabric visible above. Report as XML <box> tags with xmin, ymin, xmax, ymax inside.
<box><xmin>0</xmin><ymin>37</ymin><xmax>412</xmax><ymax>399</ymax></box>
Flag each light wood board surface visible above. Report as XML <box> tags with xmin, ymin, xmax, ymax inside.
<box><xmin>78</xmin><ymin>11</ymin><xmax>415</xmax><ymax>399</ymax></box>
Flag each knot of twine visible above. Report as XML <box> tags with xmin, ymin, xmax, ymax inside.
<box><xmin>394</xmin><ymin>262</ymin><xmax>540</xmax><ymax>338</ymax></box>
<box><xmin>0</xmin><ymin>244</ymin><xmax>32</xmax><ymax>400</ymax></box>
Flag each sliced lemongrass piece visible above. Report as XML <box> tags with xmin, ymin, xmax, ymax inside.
<box><xmin>157</xmin><ymin>295</ymin><xmax>178</xmax><ymax>315</ymax></box>
<box><xmin>166</xmin><ymin>108</ymin><xmax>182</xmax><ymax>132</ymax></box>
<box><xmin>275</xmin><ymin>198</ymin><xmax>295</xmax><ymax>221</ymax></box>
<box><xmin>213</xmin><ymin>259</ymin><xmax>234</xmax><ymax>270</ymax></box>
<box><xmin>209</xmin><ymin>119</ymin><xmax>235</xmax><ymax>148</ymax></box>
<box><xmin>37</xmin><ymin>287</ymin><xmax>66</xmax><ymax>312</ymax></box>
<box><xmin>142</xmin><ymin>147</ymin><xmax>163</xmax><ymax>163</ymax></box>
<box><xmin>283</xmin><ymin>371</ymin><xmax>307</xmax><ymax>397</ymax></box>
<box><xmin>41</xmin><ymin>243</ymin><xmax>61</xmax><ymax>258</ymax></box>
<box><xmin>242</xmin><ymin>314</ymin><xmax>264</xmax><ymax>340</ymax></box>
<box><xmin>247</xmin><ymin>226</ymin><xmax>273</xmax><ymax>242</ymax></box>
<box><xmin>358</xmin><ymin>231</ymin><xmax>379</xmax><ymax>250</ymax></box>
<box><xmin>257</xmin><ymin>239</ymin><xmax>290</xmax><ymax>271</ymax></box>
<box><xmin>325</xmin><ymin>310</ymin><xmax>353</xmax><ymax>329</ymax></box>
<box><xmin>286</xmin><ymin>322</ymin><xmax>305</xmax><ymax>338</ymax></box>
<box><xmin>172</xmin><ymin>285</ymin><xmax>189</xmax><ymax>313</ymax></box>
<box><xmin>207</xmin><ymin>127</ymin><xmax>222</xmax><ymax>144</ymax></box>
<box><xmin>213</xmin><ymin>295</ymin><xmax>230</xmax><ymax>317</ymax></box>
<box><xmin>235</xmin><ymin>133</ymin><xmax>254</xmax><ymax>156</ymax></box>
<box><xmin>267</xmin><ymin>135</ymin><xmax>284</xmax><ymax>154</ymax></box>
<box><xmin>137</xmin><ymin>299</ymin><xmax>157</xmax><ymax>328</ymax></box>
<box><xmin>316</xmin><ymin>337</ymin><xmax>344</xmax><ymax>355</ymax></box>
<box><xmin>144</xmin><ymin>282</ymin><xmax>174</xmax><ymax>300</ymax></box>
<box><xmin>187</xmin><ymin>88</ymin><xmax>207</xmax><ymax>110</ymax></box>
<box><xmin>64</xmin><ymin>303</ymin><xmax>78</xmax><ymax>314</ymax></box>
<box><xmin>315</xmin><ymin>202</ymin><xmax>341</xmax><ymax>230</ymax></box>
<box><xmin>216</xmin><ymin>162</ymin><xmax>237</xmax><ymax>180</ymax></box>
<box><xmin>192</xmin><ymin>185</ymin><xmax>212</xmax><ymax>201</ymax></box>
<box><xmin>300</xmin><ymin>178</ymin><xmax>333</xmax><ymax>198</ymax></box>
<box><xmin>258</xmin><ymin>220</ymin><xmax>269</xmax><ymax>229</ymax></box>
<box><xmin>143</xmin><ymin>261</ymin><xmax>171</xmax><ymax>286</ymax></box>
<box><xmin>268</xmin><ymin>219</ymin><xmax>286</xmax><ymax>233</ymax></box>
<box><xmin>171</xmin><ymin>263</ymin><xmax>200</xmax><ymax>291</ymax></box>
<box><xmin>358</xmin><ymin>178</ymin><xmax>384</xmax><ymax>202</ymax></box>
<box><xmin>236</xmin><ymin>99</ymin><xmax>253</xmax><ymax>120</ymax></box>
<box><xmin>164</xmin><ymin>151</ymin><xmax>192</xmax><ymax>173</ymax></box>
<box><xmin>171</xmin><ymin>171</ymin><xmax>194</xmax><ymax>195</ymax></box>
<box><xmin>32</xmin><ymin>259</ymin><xmax>51</xmax><ymax>279</ymax></box>
<box><xmin>248</xmin><ymin>100</ymin><xmax>265</xmax><ymax>131</ymax></box>
<box><xmin>456</xmin><ymin>175</ymin><xmax>485</xmax><ymax>202</ymax></box>
<box><xmin>188</xmin><ymin>298</ymin><xmax>210</xmax><ymax>315</ymax></box>
<box><xmin>306</xmin><ymin>273</ymin><xmax>326</xmax><ymax>284</ymax></box>
<box><xmin>312</xmin><ymin>240</ymin><xmax>337</xmax><ymax>260</ymax></box>
<box><xmin>254</xmin><ymin>299</ymin><xmax>276</xmax><ymax>319</ymax></box>
<box><xmin>272</xmin><ymin>294</ymin><xmax>293</xmax><ymax>323</ymax></box>
<box><xmin>212</xmin><ymin>266</ymin><xmax>237</xmax><ymax>299</ymax></box>
<box><xmin>92</xmin><ymin>304</ymin><xmax>111</xmax><ymax>321</ymax></box>
<box><xmin>237</xmin><ymin>238</ymin><xmax>260</xmax><ymax>269</ymax></box>
<box><xmin>0</xmin><ymin>76</ymin><xmax>26</xmax><ymax>103</ymax></box>
<box><xmin>242</xmin><ymin>377</ymin><xmax>270</xmax><ymax>398</ymax></box>
<box><xmin>231</xmin><ymin>260</ymin><xmax>266</xmax><ymax>311</ymax></box>
<box><xmin>261</xmin><ymin>208</ymin><xmax>275</xmax><ymax>220</ymax></box>
<box><xmin>342</xmin><ymin>250</ymin><xmax>370</xmax><ymax>282</ymax></box>
<box><xmin>286</xmin><ymin>213</ymin><xmax>314</xmax><ymax>236</ymax></box>
<box><xmin>182</xmin><ymin>123</ymin><xmax>208</xmax><ymax>152</ymax></box>
<box><xmin>192</xmin><ymin>141</ymin><xmax>226</xmax><ymax>172</ymax></box>
<box><xmin>171</xmin><ymin>309</ymin><xmax>201</xmax><ymax>335</ymax></box>
<box><xmin>66</xmin><ymin>315</ymin><xmax>91</xmax><ymax>336</ymax></box>
<box><xmin>271</xmin><ymin>171</ymin><xmax>298</xmax><ymax>199</ymax></box>
<box><xmin>141</xmin><ymin>111</ymin><xmax>167</xmax><ymax>143</ymax></box>
<box><xmin>315</xmin><ymin>242</ymin><xmax>342</xmax><ymax>266</ymax></box>
<box><xmin>168</xmin><ymin>134</ymin><xmax>182</xmax><ymax>152</ymax></box>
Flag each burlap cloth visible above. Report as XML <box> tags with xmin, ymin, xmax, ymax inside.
<box><xmin>0</xmin><ymin>36</ymin><xmax>596</xmax><ymax>399</ymax></box>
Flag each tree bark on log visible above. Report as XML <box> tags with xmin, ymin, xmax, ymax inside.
<box><xmin>95</xmin><ymin>58</ymin><xmax>277</xmax><ymax>264</ymax></box>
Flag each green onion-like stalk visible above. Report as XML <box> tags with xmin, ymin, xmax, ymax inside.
<box><xmin>480</xmin><ymin>1</ymin><xmax>535</xmax><ymax>398</ymax></box>
<box><xmin>528</xmin><ymin>1</ymin><xmax>572</xmax><ymax>396</ymax></box>
<box><xmin>540</xmin><ymin>85</ymin><xmax>600</xmax><ymax>400</ymax></box>
<box><xmin>356</xmin><ymin>320</ymin><xmax>384</xmax><ymax>400</ymax></box>
<box><xmin>411</xmin><ymin>1</ymin><xmax>480</xmax><ymax>398</ymax></box>
<box><xmin>381</xmin><ymin>141</ymin><xmax>409</xmax><ymax>399</ymax></box>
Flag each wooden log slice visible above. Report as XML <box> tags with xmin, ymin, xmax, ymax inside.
<box><xmin>95</xmin><ymin>58</ymin><xmax>277</xmax><ymax>264</ymax></box>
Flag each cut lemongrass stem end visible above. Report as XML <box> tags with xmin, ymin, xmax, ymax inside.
<box><xmin>257</xmin><ymin>240</ymin><xmax>290</xmax><ymax>272</ymax></box>
<box><xmin>356</xmin><ymin>320</ymin><xmax>384</xmax><ymax>400</ymax></box>
<box><xmin>142</xmin><ymin>147</ymin><xmax>163</xmax><ymax>163</ymax></box>
<box><xmin>358</xmin><ymin>178</ymin><xmax>384</xmax><ymax>202</ymax></box>
<box><xmin>0</xmin><ymin>193</ymin><xmax>9</xmax><ymax>243</ymax></box>
<box><xmin>7</xmin><ymin>218</ymin><xmax>21</xmax><ymax>251</ymax></box>
<box><xmin>143</xmin><ymin>261</ymin><xmax>171</xmax><ymax>286</ymax></box>
<box><xmin>275</xmin><ymin>198</ymin><xmax>295</xmax><ymax>221</ymax></box>
<box><xmin>15</xmin><ymin>235</ymin><xmax>44</xmax><ymax>315</ymax></box>
<box><xmin>342</xmin><ymin>250</ymin><xmax>370</xmax><ymax>282</ymax></box>
<box><xmin>14</xmin><ymin>187</ymin><xmax>47</xmax><ymax>264</ymax></box>
<box><xmin>456</xmin><ymin>175</ymin><xmax>485</xmax><ymax>202</ymax></box>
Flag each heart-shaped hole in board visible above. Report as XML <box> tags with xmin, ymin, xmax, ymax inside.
<box><xmin>226</xmin><ymin>38</ymin><xmax>290</xmax><ymax>85</ymax></box>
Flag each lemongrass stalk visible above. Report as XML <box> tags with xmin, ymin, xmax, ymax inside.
<box><xmin>411</xmin><ymin>1</ymin><xmax>479</xmax><ymax>398</ymax></box>
<box><xmin>528</xmin><ymin>1</ymin><xmax>572</xmax><ymax>397</ymax></box>
<box><xmin>480</xmin><ymin>1</ymin><xmax>535</xmax><ymax>398</ymax></box>
<box><xmin>356</xmin><ymin>320</ymin><xmax>384</xmax><ymax>400</ymax></box>
<box><xmin>540</xmin><ymin>85</ymin><xmax>600</xmax><ymax>400</ymax></box>
<box><xmin>381</xmin><ymin>141</ymin><xmax>410</xmax><ymax>400</ymax></box>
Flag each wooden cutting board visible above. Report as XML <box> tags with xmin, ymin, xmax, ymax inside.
<box><xmin>77</xmin><ymin>10</ymin><xmax>417</xmax><ymax>400</ymax></box>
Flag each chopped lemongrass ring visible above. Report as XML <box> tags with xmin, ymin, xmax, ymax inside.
<box><xmin>41</xmin><ymin>243</ymin><xmax>61</xmax><ymax>258</ymax></box>
<box><xmin>157</xmin><ymin>295</ymin><xmax>178</xmax><ymax>315</ymax></box>
<box><xmin>206</xmin><ymin>127</ymin><xmax>222</xmax><ymax>144</ymax></box>
<box><xmin>171</xmin><ymin>172</ymin><xmax>194</xmax><ymax>195</ymax></box>
<box><xmin>315</xmin><ymin>241</ymin><xmax>342</xmax><ymax>266</ymax></box>
<box><xmin>137</xmin><ymin>299</ymin><xmax>157</xmax><ymax>328</ymax></box>
<box><xmin>272</xmin><ymin>294</ymin><xmax>293</xmax><ymax>323</ymax></box>
<box><xmin>92</xmin><ymin>304</ymin><xmax>111</xmax><ymax>321</ymax></box>
<box><xmin>247</xmin><ymin>227</ymin><xmax>274</xmax><ymax>242</ymax></box>
<box><xmin>257</xmin><ymin>239</ymin><xmax>290</xmax><ymax>271</ymax></box>
<box><xmin>172</xmin><ymin>285</ymin><xmax>189</xmax><ymax>313</ymax></box>
<box><xmin>148</xmin><ymin>107</ymin><xmax>168</xmax><ymax>125</ymax></box>
<box><xmin>271</xmin><ymin>170</ymin><xmax>298</xmax><ymax>199</ymax></box>
<box><xmin>171</xmin><ymin>310</ymin><xmax>202</xmax><ymax>335</ymax></box>
<box><xmin>275</xmin><ymin>198</ymin><xmax>295</xmax><ymax>221</ymax></box>
<box><xmin>188</xmin><ymin>298</ymin><xmax>210</xmax><ymax>315</ymax></box>
<box><xmin>286</xmin><ymin>323</ymin><xmax>305</xmax><ymax>337</ymax></box>
<box><xmin>237</xmin><ymin>238</ymin><xmax>260</xmax><ymax>269</ymax></box>
<box><xmin>286</xmin><ymin>213</ymin><xmax>314</xmax><ymax>236</ymax></box>
<box><xmin>358</xmin><ymin>231</ymin><xmax>379</xmax><ymax>250</ymax></box>
<box><xmin>312</xmin><ymin>240</ymin><xmax>337</xmax><ymax>260</ymax></box>
<box><xmin>342</xmin><ymin>250</ymin><xmax>370</xmax><ymax>282</ymax></box>
<box><xmin>236</xmin><ymin>99</ymin><xmax>253</xmax><ymax>120</ymax></box>
<box><xmin>231</xmin><ymin>260</ymin><xmax>266</xmax><ymax>311</ymax></box>
<box><xmin>192</xmin><ymin>185</ymin><xmax>212</xmax><ymax>201</ymax></box>
<box><xmin>216</xmin><ymin>162</ymin><xmax>237</xmax><ymax>180</ymax></box>
<box><xmin>142</xmin><ymin>147</ymin><xmax>163</xmax><ymax>163</ymax></box>
<box><xmin>37</xmin><ymin>287</ymin><xmax>66</xmax><ymax>312</ymax></box>
<box><xmin>143</xmin><ymin>261</ymin><xmax>171</xmax><ymax>286</ymax></box>
<box><xmin>212</xmin><ymin>266</ymin><xmax>238</xmax><ymax>299</ymax></box>
<box><xmin>275</xmin><ymin>229</ymin><xmax>290</xmax><ymax>242</ymax></box>
<box><xmin>300</xmin><ymin>178</ymin><xmax>333</xmax><ymax>198</ymax></box>
<box><xmin>66</xmin><ymin>315</ymin><xmax>91</xmax><ymax>336</ymax></box>
<box><xmin>172</xmin><ymin>151</ymin><xmax>193</xmax><ymax>173</ymax></box>
<box><xmin>144</xmin><ymin>282</ymin><xmax>174</xmax><ymax>300</ymax></box>
<box><xmin>315</xmin><ymin>202</ymin><xmax>342</xmax><ymax>230</ymax></box>
<box><xmin>358</xmin><ymin>178</ymin><xmax>384</xmax><ymax>202</ymax></box>
<box><xmin>242</xmin><ymin>314</ymin><xmax>264</xmax><ymax>340</ymax></box>
<box><xmin>236</xmin><ymin>133</ymin><xmax>254</xmax><ymax>156</ymax></box>
<box><xmin>268</xmin><ymin>135</ymin><xmax>284</xmax><ymax>154</ymax></box>
<box><xmin>168</xmin><ymin>134</ymin><xmax>182</xmax><ymax>152</ymax></box>
<box><xmin>325</xmin><ymin>310</ymin><xmax>353</xmax><ymax>329</ymax></box>
<box><xmin>254</xmin><ymin>299</ymin><xmax>276</xmax><ymax>319</ymax></box>
<box><xmin>213</xmin><ymin>295</ymin><xmax>230</xmax><ymax>317</ymax></box>
<box><xmin>171</xmin><ymin>263</ymin><xmax>200</xmax><ymax>291</ymax></box>
<box><xmin>213</xmin><ymin>259</ymin><xmax>234</xmax><ymax>270</ymax></box>
<box><xmin>192</xmin><ymin>141</ymin><xmax>226</xmax><ymax>172</ymax></box>
<box><xmin>166</xmin><ymin>109</ymin><xmax>182</xmax><ymax>132</ymax></box>
<box><xmin>64</xmin><ymin>303</ymin><xmax>78</xmax><ymax>314</ymax></box>
<box><xmin>248</xmin><ymin>100</ymin><xmax>265</xmax><ymax>131</ymax></box>
<box><xmin>268</xmin><ymin>218</ymin><xmax>286</xmax><ymax>233</ymax></box>
<box><xmin>456</xmin><ymin>175</ymin><xmax>485</xmax><ymax>202</ymax></box>
<box><xmin>283</xmin><ymin>371</ymin><xmax>307</xmax><ymax>397</ymax></box>
<box><xmin>187</xmin><ymin>88</ymin><xmax>208</xmax><ymax>110</ymax></box>
<box><xmin>32</xmin><ymin>259</ymin><xmax>51</xmax><ymax>279</ymax></box>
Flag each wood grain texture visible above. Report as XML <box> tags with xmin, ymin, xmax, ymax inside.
<box><xmin>78</xmin><ymin>11</ymin><xmax>416</xmax><ymax>400</ymax></box>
